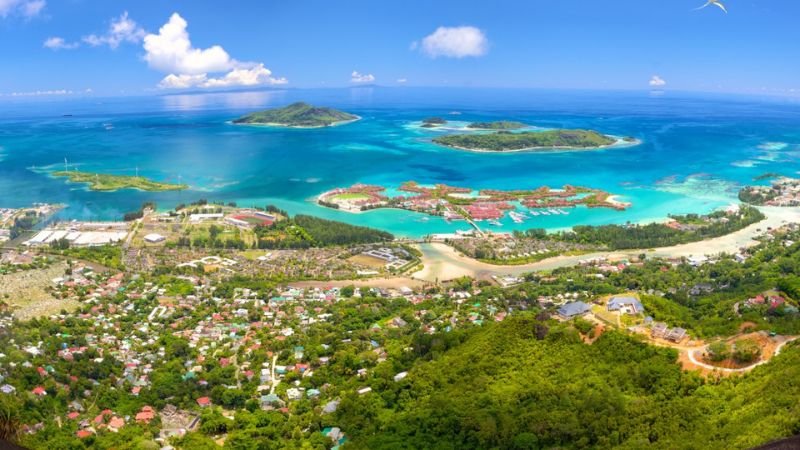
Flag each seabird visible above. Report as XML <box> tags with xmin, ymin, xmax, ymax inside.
<box><xmin>695</xmin><ymin>0</ymin><xmax>727</xmax><ymax>13</ymax></box>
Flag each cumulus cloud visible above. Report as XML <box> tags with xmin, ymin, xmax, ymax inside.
<box><xmin>649</xmin><ymin>75</ymin><xmax>667</xmax><ymax>87</ymax></box>
<box><xmin>158</xmin><ymin>64</ymin><xmax>288</xmax><ymax>89</ymax></box>
<box><xmin>396</xmin><ymin>78</ymin><xmax>407</xmax><ymax>84</ymax></box>
<box><xmin>43</xmin><ymin>36</ymin><xmax>78</xmax><ymax>50</ymax></box>
<box><xmin>145</xmin><ymin>13</ymin><xmax>286</xmax><ymax>89</ymax></box>
<box><xmin>83</xmin><ymin>11</ymin><xmax>145</xmax><ymax>49</ymax></box>
<box><xmin>351</xmin><ymin>71</ymin><xmax>375</xmax><ymax>83</ymax></box>
<box><xmin>417</xmin><ymin>26</ymin><xmax>488</xmax><ymax>58</ymax></box>
<box><xmin>0</xmin><ymin>0</ymin><xmax>45</xmax><ymax>18</ymax></box>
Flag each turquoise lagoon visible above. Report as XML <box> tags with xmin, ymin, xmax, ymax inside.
<box><xmin>1</xmin><ymin>87</ymin><xmax>800</xmax><ymax>238</ymax></box>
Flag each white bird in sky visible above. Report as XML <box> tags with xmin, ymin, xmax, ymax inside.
<box><xmin>695</xmin><ymin>0</ymin><xmax>728</xmax><ymax>14</ymax></box>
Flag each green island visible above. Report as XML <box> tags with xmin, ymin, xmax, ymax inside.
<box><xmin>52</xmin><ymin>171</ymin><xmax>188</xmax><ymax>192</ymax></box>
<box><xmin>466</xmin><ymin>120</ymin><xmax>527</xmax><ymax>130</ymax></box>
<box><xmin>433</xmin><ymin>129</ymin><xmax>618</xmax><ymax>152</ymax></box>
<box><xmin>421</xmin><ymin>117</ymin><xmax>448</xmax><ymax>128</ymax></box>
<box><xmin>232</xmin><ymin>102</ymin><xmax>359</xmax><ymax>128</ymax></box>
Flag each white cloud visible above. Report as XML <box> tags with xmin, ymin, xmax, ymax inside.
<box><xmin>418</xmin><ymin>26</ymin><xmax>488</xmax><ymax>58</ymax></box>
<box><xmin>201</xmin><ymin>64</ymin><xmax>288</xmax><ymax>88</ymax></box>
<box><xmin>145</xmin><ymin>13</ymin><xmax>286</xmax><ymax>89</ymax></box>
<box><xmin>396</xmin><ymin>78</ymin><xmax>407</xmax><ymax>84</ymax></box>
<box><xmin>43</xmin><ymin>36</ymin><xmax>78</xmax><ymax>50</ymax></box>
<box><xmin>0</xmin><ymin>0</ymin><xmax>45</xmax><ymax>18</ymax></box>
<box><xmin>158</xmin><ymin>65</ymin><xmax>288</xmax><ymax>89</ymax></box>
<box><xmin>83</xmin><ymin>11</ymin><xmax>145</xmax><ymax>49</ymax></box>
<box><xmin>351</xmin><ymin>71</ymin><xmax>375</xmax><ymax>83</ymax></box>
<box><xmin>649</xmin><ymin>75</ymin><xmax>667</xmax><ymax>87</ymax></box>
<box><xmin>157</xmin><ymin>74</ymin><xmax>208</xmax><ymax>89</ymax></box>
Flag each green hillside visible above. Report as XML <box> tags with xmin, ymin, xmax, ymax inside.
<box><xmin>233</xmin><ymin>102</ymin><xmax>358</xmax><ymax>128</ymax></box>
<box><xmin>338</xmin><ymin>315</ymin><xmax>800</xmax><ymax>449</ymax></box>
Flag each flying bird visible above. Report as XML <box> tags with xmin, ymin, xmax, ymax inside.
<box><xmin>695</xmin><ymin>0</ymin><xmax>727</xmax><ymax>13</ymax></box>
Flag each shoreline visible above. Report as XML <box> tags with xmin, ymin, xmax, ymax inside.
<box><xmin>410</xmin><ymin>205</ymin><xmax>799</xmax><ymax>282</ymax></box>
<box><xmin>231</xmin><ymin>115</ymin><xmax>361</xmax><ymax>129</ymax></box>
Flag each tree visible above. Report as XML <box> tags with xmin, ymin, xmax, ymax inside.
<box><xmin>733</xmin><ymin>338</ymin><xmax>761</xmax><ymax>364</ymax></box>
<box><xmin>707</xmin><ymin>341</ymin><xmax>731</xmax><ymax>362</ymax></box>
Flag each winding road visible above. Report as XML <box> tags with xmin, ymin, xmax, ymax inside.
<box><xmin>685</xmin><ymin>336</ymin><xmax>799</xmax><ymax>373</ymax></box>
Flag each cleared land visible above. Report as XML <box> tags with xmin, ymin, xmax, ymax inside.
<box><xmin>0</xmin><ymin>261</ymin><xmax>80</xmax><ymax>320</ymax></box>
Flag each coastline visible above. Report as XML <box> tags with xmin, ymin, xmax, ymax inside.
<box><xmin>410</xmin><ymin>205</ymin><xmax>798</xmax><ymax>282</ymax></box>
<box><xmin>231</xmin><ymin>115</ymin><xmax>361</xmax><ymax>129</ymax></box>
<box><xmin>432</xmin><ymin>136</ymin><xmax>641</xmax><ymax>154</ymax></box>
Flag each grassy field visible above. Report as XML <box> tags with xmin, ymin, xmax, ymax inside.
<box><xmin>53</xmin><ymin>171</ymin><xmax>187</xmax><ymax>191</ymax></box>
<box><xmin>332</xmin><ymin>192</ymin><xmax>371</xmax><ymax>201</ymax></box>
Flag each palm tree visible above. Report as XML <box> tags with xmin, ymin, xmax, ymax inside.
<box><xmin>0</xmin><ymin>401</ymin><xmax>21</xmax><ymax>444</ymax></box>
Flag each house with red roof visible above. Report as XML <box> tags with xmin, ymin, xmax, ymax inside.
<box><xmin>196</xmin><ymin>396</ymin><xmax>211</xmax><ymax>407</ymax></box>
<box><xmin>135</xmin><ymin>406</ymin><xmax>156</xmax><ymax>423</ymax></box>
<box><xmin>31</xmin><ymin>386</ymin><xmax>46</xmax><ymax>396</ymax></box>
<box><xmin>76</xmin><ymin>429</ymin><xmax>93</xmax><ymax>439</ymax></box>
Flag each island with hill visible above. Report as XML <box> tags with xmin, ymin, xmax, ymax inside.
<box><xmin>52</xmin><ymin>171</ymin><xmax>188</xmax><ymax>192</ymax></box>
<box><xmin>233</xmin><ymin>102</ymin><xmax>359</xmax><ymax>128</ymax></box>
<box><xmin>466</xmin><ymin>120</ymin><xmax>527</xmax><ymax>130</ymax></box>
<box><xmin>433</xmin><ymin>129</ymin><xmax>619</xmax><ymax>152</ymax></box>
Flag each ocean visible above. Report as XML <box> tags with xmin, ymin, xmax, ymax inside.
<box><xmin>1</xmin><ymin>87</ymin><xmax>799</xmax><ymax>238</ymax></box>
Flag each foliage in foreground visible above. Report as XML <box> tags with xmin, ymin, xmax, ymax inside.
<box><xmin>340</xmin><ymin>316</ymin><xmax>800</xmax><ymax>450</ymax></box>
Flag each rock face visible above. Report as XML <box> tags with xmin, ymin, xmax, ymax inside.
<box><xmin>233</xmin><ymin>102</ymin><xmax>358</xmax><ymax>128</ymax></box>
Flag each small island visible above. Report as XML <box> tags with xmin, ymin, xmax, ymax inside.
<box><xmin>233</xmin><ymin>102</ymin><xmax>359</xmax><ymax>128</ymax></box>
<box><xmin>466</xmin><ymin>121</ymin><xmax>527</xmax><ymax>130</ymax></box>
<box><xmin>53</xmin><ymin>171</ymin><xmax>188</xmax><ymax>192</ymax></box>
<box><xmin>433</xmin><ymin>129</ymin><xmax>618</xmax><ymax>152</ymax></box>
<box><xmin>421</xmin><ymin>117</ymin><xmax>447</xmax><ymax>128</ymax></box>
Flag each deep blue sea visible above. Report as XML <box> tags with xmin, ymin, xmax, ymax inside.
<box><xmin>1</xmin><ymin>87</ymin><xmax>799</xmax><ymax>238</ymax></box>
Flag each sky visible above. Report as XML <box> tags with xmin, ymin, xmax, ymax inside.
<box><xmin>0</xmin><ymin>0</ymin><xmax>799</xmax><ymax>97</ymax></box>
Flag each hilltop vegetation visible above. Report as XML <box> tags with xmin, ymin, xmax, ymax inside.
<box><xmin>341</xmin><ymin>316</ymin><xmax>800</xmax><ymax>449</ymax></box>
<box><xmin>233</xmin><ymin>102</ymin><xmax>358</xmax><ymax>128</ymax></box>
<box><xmin>433</xmin><ymin>129</ymin><xmax>616</xmax><ymax>152</ymax></box>
<box><xmin>52</xmin><ymin>171</ymin><xmax>187</xmax><ymax>192</ymax></box>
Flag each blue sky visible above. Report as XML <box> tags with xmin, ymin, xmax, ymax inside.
<box><xmin>0</xmin><ymin>0</ymin><xmax>798</xmax><ymax>97</ymax></box>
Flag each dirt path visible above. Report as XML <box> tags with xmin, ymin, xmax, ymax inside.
<box><xmin>682</xmin><ymin>335</ymin><xmax>798</xmax><ymax>374</ymax></box>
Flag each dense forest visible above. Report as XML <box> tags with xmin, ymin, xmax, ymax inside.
<box><xmin>339</xmin><ymin>316</ymin><xmax>800</xmax><ymax>449</ymax></box>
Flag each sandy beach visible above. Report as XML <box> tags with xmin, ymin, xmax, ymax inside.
<box><xmin>411</xmin><ymin>206</ymin><xmax>800</xmax><ymax>282</ymax></box>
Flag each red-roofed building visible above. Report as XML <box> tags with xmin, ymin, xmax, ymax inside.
<box><xmin>197</xmin><ymin>396</ymin><xmax>211</xmax><ymax>407</ymax></box>
<box><xmin>76</xmin><ymin>430</ymin><xmax>93</xmax><ymax>439</ymax></box>
<box><xmin>135</xmin><ymin>406</ymin><xmax>155</xmax><ymax>423</ymax></box>
<box><xmin>31</xmin><ymin>386</ymin><xmax>46</xmax><ymax>396</ymax></box>
<box><xmin>67</xmin><ymin>412</ymin><xmax>80</xmax><ymax>420</ymax></box>
<box><xmin>108</xmin><ymin>416</ymin><xmax>125</xmax><ymax>431</ymax></box>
